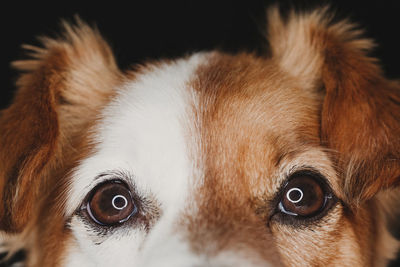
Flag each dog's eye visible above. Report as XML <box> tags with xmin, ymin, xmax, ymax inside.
<box><xmin>85</xmin><ymin>180</ymin><xmax>137</xmax><ymax>226</ymax></box>
<box><xmin>278</xmin><ymin>172</ymin><xmax>335</xmax><ymax>219</ymax></box>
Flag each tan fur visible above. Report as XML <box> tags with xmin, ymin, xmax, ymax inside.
<box><xmin>0</xmin><ymin>19</ymin><xmax>123</xmax><ymax>264</ymax></box>
<box><xmin>0</xmin><ymin>7</ymin><xmax>399</xmax><ymax>267</ymax></box>
<box><xmin>181</xmin><ymin>7</ymin><xmax>400</xmax><ymax>266</ymax></box>
<box><xmin>267</xmin><ymin>7</ymin><xmax>400</xmax><ymax>203</ymax></box>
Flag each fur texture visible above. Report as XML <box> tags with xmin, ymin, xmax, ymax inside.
<box><xmin>0</xmin><ymin>7</ymin><xmax>399</xmax><ymax>267</ymax></box>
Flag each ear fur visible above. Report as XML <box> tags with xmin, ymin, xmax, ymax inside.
<box><xmin>267</xmin><ymin>7</ymin><xmax>400</xmax><ymax>203</ymax></box>
<box><xmin>0</xmin><ymin>19</ymin><xmax>123</xmax><ymax>232</ymax></box>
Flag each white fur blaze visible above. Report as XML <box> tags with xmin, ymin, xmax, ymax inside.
<box><xmin>64</xmin><ymin>53</ymin><xmax>208</xmax><ymax>266</ymax></box>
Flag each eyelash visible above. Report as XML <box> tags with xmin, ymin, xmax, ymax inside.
<box><xmin>75</xmin><ymin>176</ymin><xmax>160</xmax><ymax>236</ymax></box>
<box><xmin>268</xmin><ymin>169</ymin><xmax>338</xmax><ymax>227</ymax></box>
<box><xmin>74</xmin><ymin>172</ymin><xmax>139</xmax><ymax>231</ymax></box>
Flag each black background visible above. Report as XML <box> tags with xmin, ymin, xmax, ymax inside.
<box><xmin>0</xmin><ymin>0</ymin><xmax>399</xmax><ymax>265</ymax></box>
<box><xmin>1</xmin><ymin>0</ymin><xmax>399</xmax><ymax>109</ymax></box>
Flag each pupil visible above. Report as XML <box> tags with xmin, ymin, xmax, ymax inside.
<box><xmin>286</xmin><ymin>188</ymin><xmax>303</xmax><ymax>203</ymax></box>
<box><xmin>112</xmin><ymin>195</ymin><xmax>128</xmax><ymax>210</ymax></box>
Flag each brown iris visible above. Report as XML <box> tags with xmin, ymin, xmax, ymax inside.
<box><xmin>279</xmin><ymin>175</ymin><xmax>327</xmax><ymax>217</ymax></box>
<box><xmin>86</xmin><ymin>180</ymin><xmax>137</xmax><ymax>226</ymax></box>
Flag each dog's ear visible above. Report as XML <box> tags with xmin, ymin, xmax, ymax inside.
<box><xmin>0</xmin><ymin>19</ymin><xmax>122</xmax><ymax>232</ymax></box>
<box><xmin>268</xmin><ymin>7</ymin><xmax>400</xmax><ymax>203</ymax></box>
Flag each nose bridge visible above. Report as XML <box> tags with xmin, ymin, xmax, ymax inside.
<box><xmin>180</xmin><ymin>178</ymin><xmax>282</xmax><ymax>266</ymax></box>
<box><xmin>138</xmin><ymin>226</ymin><xmax>272</xmax><ymax>267</ymax></box>
<box><xmin>136</xmin><ymin>212</ymin><xmax>203</xmax><ymax>267</ymax></box>
<box><xmin>137</xmin><ymin>189</ymin><xmax>281</xmax><ymax>267</ymax></box>
<box><xmin>137</xmin><ymin>212</ymin><xmax>279</xmax><ymax>267</ymax></box>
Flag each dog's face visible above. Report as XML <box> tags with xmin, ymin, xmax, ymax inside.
<box><xmin>1</xmin><ymin>8</ymin><xmax>399</xmax><ymax>267</ymax></box>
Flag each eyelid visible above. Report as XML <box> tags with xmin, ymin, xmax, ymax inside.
<box><xmin>286</xmin><ymin>167</ymin><xmax>338</xmax><ymax>194</ymax></box>
<box><xmin>74</xmin><ymin>179</ymin><xmax>139</xmax><ymax>235</ymax></box>
<box><xmin>84</xmin><ymin>180</ymin><xmax>138</xmax><ymax>226</ymax></box>
<box><xmin>93</xmin><ymin>170</ymin><xmax>133</xmax><ymax>187</ymax></box>
<box><xmin>285</xmin><ymin>167</ymin><xmax>349</xmax><ymax>209</ymax></box>
<box><xmin>267</xmin><ymin>167</ymin><xmax>339</xmax><ymax>225</ymax></box>
<box><xmin>74</xmin><ymin>170</ymin><xmax>136</xmax><ymax>215</ymax></box>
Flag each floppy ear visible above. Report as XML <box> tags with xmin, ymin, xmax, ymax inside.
<box><xmin>267</xmin><ymin>7</ymin><xmax>400</xmax><ymax>203</ymax></box>
<box><xmin>0</xmin><ymin>20</ymin><xmax>122</xmax><ymax>232</ymax></box>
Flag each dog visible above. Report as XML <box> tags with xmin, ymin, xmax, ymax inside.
<box><xmin>0</xmin><ymin>7</ymin><xmax>399</xmax><ymax>267</ymax></box>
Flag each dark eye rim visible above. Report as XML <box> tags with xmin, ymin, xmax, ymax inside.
<box><xmin>79</xmin><ymin>179</ymin><xmax>139</xmax><ymax>227</ymax></box>
<box><xmin>270</xmin><ymin>169</ymin><xmax>338</xmax><ymax>226</ymax></box>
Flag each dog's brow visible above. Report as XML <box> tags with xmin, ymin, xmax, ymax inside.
<box><xmin>93</xmin><ymin>170</ymin><xmax>130</xmax><ymax>181</ymax></box>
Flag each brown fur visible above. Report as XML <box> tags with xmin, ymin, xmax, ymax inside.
<box><xmin>267</xmin><ymin>8</ymin><xmax>400</xmax><ymax>202</ymax></box>
<box><xmin>181</xmin><ymin>7</ymin><xmax>400</xmax><ymax>266</ymax></box>
<box><xmin>184</xmin><ymin>52</ymin><xmax>321</xmax><ymax>263</ymax></box>
<box><xmin>0</xmin><ymin>7</ymin><xmax>399</xmax><ymax>267</ymax></box>
<box><xmin>0</xmin><ymin>19</ymin><xmax>123</xmax><ymax>264</ymax></box>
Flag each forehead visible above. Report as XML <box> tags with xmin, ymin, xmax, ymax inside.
<box><xmin>193</xmin><ymin>53</ymin><xmax>322</xmax><ymax>177</ymax></box>
<box><xmin>66</xmin><ymin>53</ymin><xmax>204</xmax><ymax>215</ymax></box>
<box><xmin>67</xmin><ymin>51</ymin><xmax>329</xmax><ymax>219</ymax></box>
